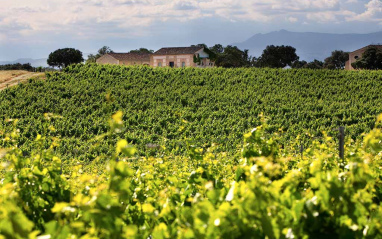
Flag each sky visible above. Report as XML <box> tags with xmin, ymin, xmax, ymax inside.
<box><xmin>0</xmin><ymin>0</ymin><xmax>381</xmax><ymax>61</ymax></box>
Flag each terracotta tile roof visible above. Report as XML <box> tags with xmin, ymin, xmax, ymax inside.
<box><xmin>153</xmin><ymin>47</ymin><xmax>204</xmax><ymax>55</ymax></box>
<box><xmin>108</xmin><ymin>53</ymin><xmax>151</xmax><ymax>61</ymax></box>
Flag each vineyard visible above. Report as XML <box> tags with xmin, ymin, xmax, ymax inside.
<box><xmin>0</xmin><ymin>64</ymin><xmax>382</xmax><ymax>160</ymax></box>
<box><xmin>1</xmin><ymin>64</ymin><xmax>382</xmax><ymax>238</ymax></box>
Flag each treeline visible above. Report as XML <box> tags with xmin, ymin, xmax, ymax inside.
<box><xmin>0</xmin><ymin>63</ymin><xmax>55</xmax><ymax>72</ymax></box>
<box><xmin>203</xmin><ymin>43</ymin><xmax>351</xmax><ymax>69</ymax></box>
<box><xmin>205</xmin><ymin>44</ymin><xmax>382</xmax><ymax>70</ymax></box>
<box><xmin>47</xmin><ymin>44</ymin><xmax>381</xmax><ymax>70</ymax></box>
<box><xmin>0</xmin><ymin>63</ymin><xmax>34</xmax><ymax>71</ymax></box>
<box><xmin>84</xmin><ymin>44</ymin><xmax>351</xmax><ymax>69</ymax></box>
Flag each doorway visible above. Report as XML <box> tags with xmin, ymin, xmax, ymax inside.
<box><xmin>169</xmin><ymin>62</ymin><xmax>175</xmax><ymax>68</ymax></box>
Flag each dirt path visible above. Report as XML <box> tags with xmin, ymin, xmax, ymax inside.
<box><xmin>0</xmin><ymin>70</ymin><xmax>45</xmax><ymax>90</ymax></box>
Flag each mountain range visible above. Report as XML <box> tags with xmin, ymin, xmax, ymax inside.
<box><xmin>235</xmin><ymin>30</ymin><xmax>382</xmax><ymax>61</ymax></box>
<box><xmin>1</xmin><ymin>30</ymin><xmax>381</xmax><ymax>65</ymax></box>
<box><xmin>0</xmin><ymin>58</ymin><xmax>48</xmax><ymax>67</ymax></box>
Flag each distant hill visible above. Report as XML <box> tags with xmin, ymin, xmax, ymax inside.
<box><xmin>0</xmin><ymin>53</ymin><xmax>94</xmax><ymax>67</ymax></box>
<box><xmin>0</xmin><ymin>58</ymin><xmax>48</xmax><ymax>67</ymax></box>
<box><xmin>235</xmin><ymin>30</ymin><xmax>382</xmax><ymax>61</ymax></box>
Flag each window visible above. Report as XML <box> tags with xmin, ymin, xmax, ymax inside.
<box><xmin>354</xmin><ymin>56</ymin><xmax>359</xmax><ymax>59</ymax></box>
<box><xmin>158</xmin><ymin>62</ymin><xmax>162</xmax><ymax>67</ymax></box>
<box><xmin>182</xmin><ymin>62</ymin><xmax>186</xmax><ymax>67</ymax></box>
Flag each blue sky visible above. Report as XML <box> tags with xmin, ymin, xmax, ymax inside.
<box><xmin>0</xmin><ymin>0</ymin><xmax>381</xmax><ymax>61</ymax></box>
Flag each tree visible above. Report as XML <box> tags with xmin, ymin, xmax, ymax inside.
<box><xmin>352</xmin><ymin>46</ymin><xmax>382</xmax><ymax>70</ymax></box>
<box><xmin>86</xmin><ymin>54</ymin><xmax>98</xmax><ymax>64</ymax></box>
<box><xmin>323</xmin><ymin>50</ymin><xmax>349</xmax><ymax>69</ymax></box>
<box><xmin>0</xmin><ymin>63</ymin><xmax>34</xmax><ymax>71</ymax></box>
<box><xmin>210</xmin><ymin>44</ymin><xmax>224</xmax><ymax>54</ymax></box>
<box><xmin>47</xmin><ymin>48</ymin><xmax>84</xmax><ymax>69</ymax></box>
<box><xmin>256</xmin><ymin>45</ymin><xmax>299</xmax><ymax>68</ymax></box>
<box><xmin>191</xmin><ymin>43</ymin><xmax>208</xmax><ymax>48</ymax></box>
<box><xmin>86</xmin><ymin>46</ymin><xmax>114</xmax><ymax>64</ymax></box>
<box><xmin>188</xmin><ymin>44</ymin><xmax>250</xmax><ymax>67</ymax></box>
<box><xmin>292</xmin><ymin>59</ymin><xmax>324</xmax><ymax>69</ymax></box>
<box><xmin>129</xmin><ymin>48</ymin><xmax>154</xmax><ymax>54</ymax></box>
<box><xmin>190</xmin><ymin>44</ymin><xmax>216</xmax><ymax>61</ymax></box>
<box><xmin>98</xmin><ymin>46</ymin><xmax>113</xmax><ymax>56</ymax></box>
<box><xmin>291</xmin><ymin>60</ymin><xmax>308</xmax><ymax>69</ymax></box>
<box><xmin>306</xmin><ymin>59</ymin><xmax>324</xmax><ymax>69</ymax></box>
<box><xmin>215</xmin><ymin>45</ymin><xmax>251</xmax><ymax>68</ymax></box>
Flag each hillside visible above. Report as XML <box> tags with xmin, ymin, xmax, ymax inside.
<box><xmin>0</xmin><ymin>64</ymin><xmax>381</xmax><ymax>161</ymax></box>
<box><xmin>235</xmin><ymin>30</ymin><xmax>382</xmax><ymax>61</ymax></box>
<box><xmin>1</xmin><ymin>64</ymin><xmax>382</xmax><ymax>238</ymax></box>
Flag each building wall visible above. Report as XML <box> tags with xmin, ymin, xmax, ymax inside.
<box><xmin>196</xmin><ymin>49</ymin><xmax>209</xmax><ymax>58</ymax></box>
<box><xmin>96</xmin><ymin>55</ymin><xmax>119</xmax><ymax>65</ymax></box>
<box><xmin>150</xmin><ymin>53</ymin><xmax>214</xmax><ymax>68</ymax></box>
<box><xmin>151</xmin><ymin>54</ymin><xmax>194</xmax><ymax>68</ymax></box>
<box><xmin>345</xmin><ymin>48</ymin><xmax>368</xmax><ymax>70</ymax></box>
<box><xmin>97</xmin><ymin>50</ymin><xmax>215</xmax><ymax>68</ymax></box>
<box><xmin>345</xmin><ymin>45</ymin><xmax>382</xmax><ymax>70</ymax></box>
<box><xmin>120</xmin><ymin>60</ymin><xmax>150</xmax><ymax>66</ymax></box>
<box><xmin>198</xmin><ymin>58</ymin><xmax>214</xmax><ymax>67</ymax></box>
<box><xmin>96</xmin><ymin>54</ymin><xmax>150</xmax><ymax>66</ymax></box>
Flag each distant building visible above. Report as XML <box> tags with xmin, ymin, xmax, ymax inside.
<box><xmin>150</xmin><ymin>47</ymin><xmax>214</xmax><ymax>68</ymax></box>
<box><xmin>345</xmin><ymin>45</ymin><xmax>382</xmax><ymax>70</ymax></box>
<box><xmin>96</xmin><ymin>53</ymin><xmax>151</xmax><ymax>66</ymax></box>
<box><xmin>96</xmin><ymin>47</ymin><xmax>215</xmax><ymax>68</ymax></box>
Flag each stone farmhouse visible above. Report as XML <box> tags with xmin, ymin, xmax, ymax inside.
<box><xmin>151</xmin><ymin>47</ymin><xmax>214</xmax><ymax>68</ymax></box>
<box><xmin>345</xmin><ymin>45</ymin><xmax>382</xmax><ymax>70</ymax></box>
<box><xmin>96</xmin><ymin>46</ymin><xmax>214</xmax><ymax>68</ymax></box>
<box><xmin>96</xmin><ymin>52</ymin><xmax>151</xmax><ymax>66</ymax></box>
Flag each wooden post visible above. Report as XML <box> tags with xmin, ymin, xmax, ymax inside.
<box><xmin>300</xmin><ymin>143</ymin><xmax>304</xmax><ymax>159</ymax></box>
<box><xmin>339</xmin><ymin>126</ymin><xmax>345</xmax><ymax>159</ymax></box>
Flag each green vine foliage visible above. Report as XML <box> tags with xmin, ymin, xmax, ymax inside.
<box><xmin>193</xmin><ymin>54</ymin><xmax>201</xmax><ymax>64</ymax></box>
<box><xmin>0</xmin><ymin>112</ymin><xmax>382</xmax><ymax>238</ymax></box>
<box><xmin>0</xmin><ymin>64</ymin><xmax>381</xmax><ymax>162</ymax></box>
<box><xmin>1</xmin><ymin>65</ymin><xmax>382</xmax><ymax>238</ymax></box>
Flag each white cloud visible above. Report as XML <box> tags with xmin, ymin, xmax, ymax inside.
<box><xmin>350</xmin><ymin>0</ymin><xmax>382</xmax><ymax>21</ymax></box>
<box><xmin>288</xmin><ymin>17</ymin><xmax>299</xmax><ymax>22</ymax></box>
<box><xmin>307</xmin><ymin>11</ymin><xmax>339</xmax><ymax>22</ymax></box>
<box><xmin>269</xmin><ymin>0</ymin><xmax>340</xmax><ymax>11</ymax></box>
<box><xmin>0</xmin><ymin>0</ymin><xmax>380</xmax><ymax>43</ymax></box>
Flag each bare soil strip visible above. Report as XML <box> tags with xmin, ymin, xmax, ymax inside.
<box><xmin>0</xmin><ymin>70</ymin><xmax>45</xmax><ymax>90</ymax></box>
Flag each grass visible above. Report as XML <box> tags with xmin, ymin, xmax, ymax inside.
<box><xmin>0</xmin><ymin>70</ymin><xmax>45</xmax><ymax>90</ymax></box>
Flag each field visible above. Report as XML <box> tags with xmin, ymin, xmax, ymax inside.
<box><xmin>0</xmin><ymin>64</ymin><xmax>382</xmax><ymax>238</ymax></box>
<box><xmin>1</xmin><ymin>64</ymin><xmax>382</xmax><ymax>160</ymax></box>
<box><xmin>0</xmin><ymin>70</ymin><xmax>45</xmax><ymax>90</ymax></box>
